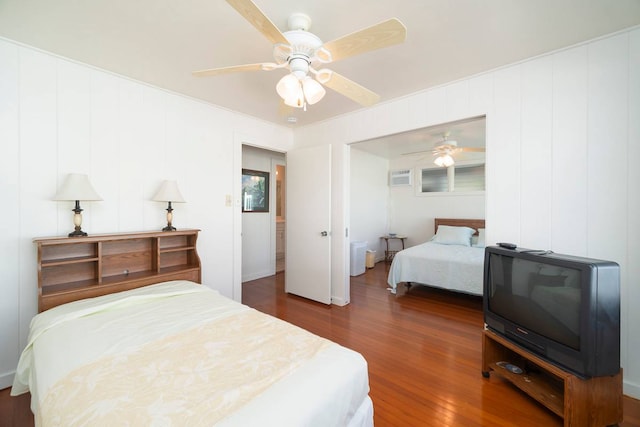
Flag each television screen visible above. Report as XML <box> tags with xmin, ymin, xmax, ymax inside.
<box><xmin>486</xmin><ymin>252</ymin><xmax>582</xmax><ymax>350</ymax></box>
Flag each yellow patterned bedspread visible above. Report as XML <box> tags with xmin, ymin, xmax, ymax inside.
<box><xmin>39</xmin><ymin>309</ymin><xmax>331</xmax><ymax>426</ymax></box>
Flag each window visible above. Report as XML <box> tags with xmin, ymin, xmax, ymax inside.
<box><xmin>421</xmin><ymin>168</ymin><xmax>448</xmax><ymax>192</ymax></box>
<box><xmin>418</xmin><ymin>163</ymin><xmax>485</xmax><ymax>194</ymax></box>
<box><xmin>453</xmin><ymin>164</ymin><xmax>485</xmax><ymax>192</ymax></box>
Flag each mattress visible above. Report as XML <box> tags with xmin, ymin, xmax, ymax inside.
<box><xmin>12</xmin><ymin>280</ymin><xmax>373</xmax><ymax>427</ymax></box>
<box><xmin>387</xmin><ymin>241</ymin><xmax>485</xmax><ymax>295</ymax></box>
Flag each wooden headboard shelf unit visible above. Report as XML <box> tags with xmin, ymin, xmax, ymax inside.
<box><xmin>435</xmin><ymin>218</ymin><xmax>485</xmax><ymax>235</ymax></box>
<box><xmin>35</xmin><ymin>229</ymin><xmax>201</xmax><ymax>312</ymax></box>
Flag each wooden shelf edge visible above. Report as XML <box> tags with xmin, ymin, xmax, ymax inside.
<box><xmin>42</xmin><ymin>256</ymin><xmax>99</xmax><ymax>267</ymax></box>
<box><xmin>159</xmin><ymin>246</ymin><xmax>196</xmax><ymax>253</ymax></box>
<box><xmin>34</xmin><ymin>229</ymin><xmax>201</xmax><ymax>245</ymax></box>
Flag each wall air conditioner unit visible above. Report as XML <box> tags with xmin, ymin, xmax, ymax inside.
<box><xmin>389</xmin><ymin>169</ymin><xmax>412</xmax><ymax>187</ymax></box>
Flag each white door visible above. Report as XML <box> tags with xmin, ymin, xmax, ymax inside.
<box><xmin>285</xmin><ymin>144</ymin><xmax>332</xmax><ymax>304</ymax></box>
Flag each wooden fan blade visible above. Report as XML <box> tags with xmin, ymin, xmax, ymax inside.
<box><xmin>192</xmin><ymin>63</ymin><xmax>266</xmax><ymax>77</ymax></box>
<box><xmin>226</xmin><ymin>0</ymin><xmax>289</xmax><ymax>45</ymax></box>
<box><xmin>461</xmin><ymin>147</ymin><xmax>486</xmax><ymax>152</ymax></box>
<box><xmin>401</xmin><ymin>150</ymin><xmax>431</xmax><ymax>156</ymax></box>
<box><xmin>322</xmin><ymin>18</ymin><xmax>406</xmax><ymax>62</ymax></box>
<box><xmin>322</xmin><ymin>72</ymin><xmax>380</xmax><ymax>107</ymax></box>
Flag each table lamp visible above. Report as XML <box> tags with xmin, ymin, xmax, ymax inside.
<box><xmin>152</xmin><ymin>180</ymin><xmax>185</xmax><ymax>231</ymax></box>
<box><xmin>54</xmin><ymin>173</ymin><xmax>102</xmax><ymax>237</ymax></box>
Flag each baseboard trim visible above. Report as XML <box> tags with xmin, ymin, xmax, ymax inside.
<box><xmin>0</xmin><ymin>371</ymin><xmax>15</xmax><ymax>390</ymax></box>
<box><xmin>624</xmin><ymin>379</ymin><xmax>640</xmax><ymax>400</ymax></box>
<box><xmin>331</xmin><ymin>296</ymin><xmax>348</xmax><ymax>306</ymax></box>
<box><xmin>242</xmin><ymin>269</ymin><xmax>275</xmax><ymax>283</ymax></box>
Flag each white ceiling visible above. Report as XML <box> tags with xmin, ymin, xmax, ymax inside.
<box><xmin>351</xmin><ymin>116</ymin><xmax>486</xmax><ymax>161</ymax></box>
<box><xmin>1</xmin><ymin>0</ymin><xmax>639</xmax><ymax>129</ymax></box>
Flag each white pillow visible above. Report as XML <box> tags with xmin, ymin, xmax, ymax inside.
<box><xmin>432</xmin><ymin>225</ymin><xmax>475</xmax><ymax>246</ymax></box>
<box><xmin>473</xmin><ymin>228</ymin><xmax>486</xmax><ymax>248</ymax></box>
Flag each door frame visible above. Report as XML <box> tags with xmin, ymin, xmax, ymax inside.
<box><xmin>233</xmin><ymin>135</ymin><xmax>351</xmax><ymax>306</ymax></box>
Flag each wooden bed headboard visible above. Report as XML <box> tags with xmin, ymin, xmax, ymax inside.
<box><xmin>434</xmin><ymin>218</ymin><xmax>485</xmax><ymax>235</ymax></box>
<box><xmin>35</xmin><ymin>229</ymin><xmax>201</xmax><ymax>312</ymax></box>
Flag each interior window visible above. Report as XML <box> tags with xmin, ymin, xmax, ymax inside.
<box><xmin>419</xmin><ymin>163</ymin><xmax>485</xmax><ymax>193</ymax></box>
<box><xmin>421</xmin><ymin>168</ymin><xmax>448</xmax><ymax>192</ymax></box>
<box><xmin>454</xmin><ymin>164</ymin><xmax>485</xmax><ymax>192</ymax></box>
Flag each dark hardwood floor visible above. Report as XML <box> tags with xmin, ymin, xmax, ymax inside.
<box><xmin>2</xmin><ymin>261</ymin><xmax>639</xmax><ymax>426</ymax></box>
<box><xmin>242</xmin><ymin>262</ymin><xmax>640</xmax><ymax>427</ymax></box>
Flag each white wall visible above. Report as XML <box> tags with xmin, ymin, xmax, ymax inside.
<box><xmin>349</xmin><ymin>148</ymin><xmax>389</xmax><ymax>260</ymax></box>
<box><xmin>387</xmin><ymin>156</ymin><xmax>486</xmax><ymax>246</ymax></box>
<box><xmin>0</xmin><ymin>38</ymin><xmax>293</xmax><ymax>389</ymax></box>
<box><xmin>241</xmin><ymin>146</ymin><xmax>285</xmax><ymax>281</ymax></box>
<box><xmin>295</xmin><ymin>27</ymin><xmax>640</xmax><ymax>398</ymax></box>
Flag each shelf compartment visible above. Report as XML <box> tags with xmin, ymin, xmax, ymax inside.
<box><xmin>41</xmin><ymin>277</ymin><xmax>101</xmax><ymax>296</ymax></box>
<box><xmin>159</xmin><ymin>235</ymin><xmax>194</xmax><ymax>251</ymax></box>
<box><xmin>102</xmin><ymin>238</ymin><xmax>154</xmax><ymax>278</ymax></box>
<box><xmin>41</xmin><ymin>261</ymin><xmax>98</xmax><ymax>288</ymax></box>
<box><xmin>159</xmin><ymin>250</ymin><xmax>197</xmax><ymax>270</ymax></box>
<box><xmin>40</xmin><ymin>242</ymin><xmax>97</xmax><ymax>262</ymax></box>
<box><xmin>488</xmin><ymin>362</ymin><xmax>564</xmax><ymax>417</ymax></box>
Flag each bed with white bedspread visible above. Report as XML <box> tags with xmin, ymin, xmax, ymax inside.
<box><xmin>387</xmin><ymin>218</ymin><xmax>486</xmax><ymax>296</ymax></box>
<box><xmin>12</xmin><ymin>280</ymin><xmax>373</xmax><ymax>427</ymax></box>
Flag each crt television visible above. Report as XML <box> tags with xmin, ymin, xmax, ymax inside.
<box><xmin>483</xmin><ymin>245</ymin><xmax>620</xmax><ymax>378</ymax></box>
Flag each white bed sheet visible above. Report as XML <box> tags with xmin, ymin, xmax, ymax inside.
<box><xmin>12</xmin><ymin>280</ymin><xmax>372</xmax><ymax>427</ymax></box>
<box><xmin>387</xmin><ymin>241</ymin><xmax>485</xmax><ymax>295</ymax></box>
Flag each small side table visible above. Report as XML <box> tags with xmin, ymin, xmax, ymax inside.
<box><xmin>380</xmin><ymin>235</ymin><xmax>407</xmax><ymax>262</ymax></box>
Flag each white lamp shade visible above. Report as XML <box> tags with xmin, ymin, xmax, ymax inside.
<box><xmin>276</xmin><ymin>73</ymin><xmax>301</xmax><ymax>100</ymax></box>
<box><xmin>54</xmin><ymin>173</ymin><xmax>102</xmax><ymax>201</ymax></box>
<box><xmin>153</xmin><ymin>180</ymin><xmax>185</xmax><ymax>203</ymax></box>
<box><xmin>301</xmin><ymin>77</ymin><xmax>326</xmax><ymax>105</ymax></box>
<box><xmin>283</xmin><ymin>91</ymin><xmax>305</xmax><ymax>108</ymax></box>
<box><xmin>434</xmin><ymin>154</ymin><xmax>455</xmax><ymax>167</ymax></box>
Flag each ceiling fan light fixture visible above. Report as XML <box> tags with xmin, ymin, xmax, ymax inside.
<box><xmin>276</xmin><ymin>73</ymin><xmax>300</xmax><ymax>98</ymax></box>
<box><xmin>284</xmin><ymin>92</ymin><xmax>305</xmax><ymax>108</ymax></box>
<box><xmin>301</xmin><ymin>77</ymin><xmax>325</xmax><ymax>105</ymax></box>
<box><xmin>434</xmin><ymin>154</ymin><xmax>454</xmax><ymax>167</ymax></box>
<box><xmin>277</xmin><ymin>73</ymin><xmax>305</xmax><ymax>108</ymax></box>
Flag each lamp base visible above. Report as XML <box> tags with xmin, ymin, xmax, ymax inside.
<box><xmin>162</xmin><ymin>202</ymin><xmax>176</xmax><ymax>232</ymax></box>
<box><xmin>68</xmin><ymin>203</ymin><xmax>88</xmax><ymax>237</ymax></box>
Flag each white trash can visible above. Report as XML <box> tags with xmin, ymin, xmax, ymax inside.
<box><xmin>350</xmin><ymin>241</ymin><xmax>367</xmax><ymax>276</ymax></box>
<box><xmin>365</xmin><ymin>250</ymin><xmax>376</xmax><ymax>269</ymax></box>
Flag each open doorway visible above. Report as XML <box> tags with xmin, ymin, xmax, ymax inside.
<box><xmin>348</xmin><ymin>116</ymin><xmax>486</xmax><ymax>263</ymax></box>
<box><xmin>241</xmin><ymin>145</ymin><xmax>286</xmax><ymax>282</ymax></box>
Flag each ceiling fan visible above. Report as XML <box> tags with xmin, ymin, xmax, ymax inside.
<box><xmin>402</xmin><ymin>133</ymin><xmax>485</xmax><ymax>167</ymax></box>
<box><xmin>193</xmin><ymin>0</ymin><xmax>407</xmax><ymax>110</ymax></box>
